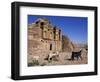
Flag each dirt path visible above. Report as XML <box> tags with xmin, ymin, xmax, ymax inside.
<box><xmin>38</xmin><ymin>51</ymin><xmax>88</xmax><ymax>66</ymax></box>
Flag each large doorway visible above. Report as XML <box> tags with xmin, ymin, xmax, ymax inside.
<box><xmin>50</xmin><ymin>44</ymin><xmax>52</xmax><ymax>50</ymax></box>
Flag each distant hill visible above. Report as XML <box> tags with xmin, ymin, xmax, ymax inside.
<box><xmin>74</xmin><ymin>43</ymin><xmax>88</xmax><ymax>49</ymax></box>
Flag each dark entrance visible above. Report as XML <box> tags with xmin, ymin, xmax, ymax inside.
<box><xmin>50</xmin><ymin>44</ymin><xmax>52</xmax><ymax>50</ymax></box>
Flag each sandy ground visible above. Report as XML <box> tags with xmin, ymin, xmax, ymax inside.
<box><xmin>28</xmin><ymin>49</ymin><xmax>88</xmax><ymax>66</ymax></box>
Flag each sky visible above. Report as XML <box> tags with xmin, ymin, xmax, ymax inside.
<box><xmin>28</xmin><ymin>15</ymin><xmax>88</xmax><ymax>44</ymax></box>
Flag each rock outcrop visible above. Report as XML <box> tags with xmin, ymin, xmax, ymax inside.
<box><xmin>62</xmin><ymin>35</ymin><xmax>75</xmax><ymax>52</ymax></box>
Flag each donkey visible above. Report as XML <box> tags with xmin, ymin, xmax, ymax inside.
<box><xmin>48</xmin><ymin>51</ymin><xmax>59</xmax><ymax>61</ymax></box>
<box><xmin>71</xmin><ymin>49</ymin><xmax>82</xmax><ymax>60</ymax></box>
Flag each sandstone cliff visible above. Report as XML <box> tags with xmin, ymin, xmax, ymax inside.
<box><xmin>62</xmin><ymin>35</ymin><xmax>75</xmax><ymax>52</ymax></box>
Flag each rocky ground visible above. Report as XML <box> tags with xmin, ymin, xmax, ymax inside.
<box><xmin>28</xmin><ymin>48</ymin><xmax>88</xmax><ymax>66</ymax></box>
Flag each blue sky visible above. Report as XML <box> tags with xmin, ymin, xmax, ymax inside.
<box><xmin>28</xmin><ymin>15</ymin><xmax>88</xmax><ymax>44</ymax></box>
